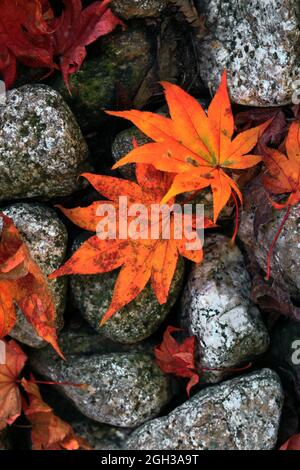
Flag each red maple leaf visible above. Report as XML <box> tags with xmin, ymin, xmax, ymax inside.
<box><xmin>280</xmin><ymin>434</ymin><xmax>300</xmax><ymax>450</ymax></box>
<box><xmin>49</xmin><ymin>0</ymin><xmax>125</xmax><ymax>92</ymax></box>
<box><xmin>0</xmin><ymin>0</ymin><xmax>124</xmax><ymax>90</ymax></box>
<box><xmin>154</xmin><ymin>326</ymin><xmax>199</xmax><ymax>396</ymax></box>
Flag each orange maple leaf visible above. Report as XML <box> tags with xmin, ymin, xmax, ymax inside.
<box><xmin>49</xmin><ymin>164</ymin><xmax>214</xmax><ymax>324</ymax></box>
<box><xmin>108</xmin><ymin>71</ymin><xmax>271</xmax><ymax>236</ymax></box>
<box><xmin>22</xmin><ymin>377</ymin><xmax>92</xmax><ymax>450</ymax></box>
<box><xmin>262</xmin><ymin>121</ymin><xmax>300</xmax><ymax>279</ymax></box>
<box><xmin>0</xmin><ymin>339</ymin><xmax>27</xmax><ymax>430</ymax></box>
<box><xmin>0</xmin><ymin>213</ymin><xmax>63</xmax><ymax>358</ymax></box>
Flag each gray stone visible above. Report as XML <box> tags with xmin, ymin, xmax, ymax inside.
<box><xmin>126</xmin><ymin>369</ymin><xmax>283</xmax><ymax>450</ymax></box>
<box><xmin>2</xmin><ymin>203</ymin><xmax>68</xmax><ymax>348</ymax></box>
<box><xmin>239</xmin><ymin>192</ymin><xmax>300</xmax><ymax>301</ymax></box>
<box><xmin>52</xmin><ymin>321</ymin><xmax>155</xmax><ymax>357</ymax></box>
<box><xmin>71</xmin><ymin>419</ymin><xmax>130</xmax><ymax>450</ymax></box>
<box><xmin>112</xmin><ymin>127</ymin><xmax>151</xmax><ymax>180</ymax></box>
<box><xmin>30</xmin><ymin>349</ymin><xmax>171</xmax><ymax>427</ymax></box>
<box><xmin>52</xmin><ymin>27</ymin><xmax>154</xmax><ymax>130</ymax></box>
<box><xmin>71</xmin><ymin>238</ymin><xmax>184</xmax><ymax>344</ymax></box>
<box><xmin>181</xmin><ymin>234</ymin><xmax>269</xmax><ymax>382</ymax></box>
<box><xmin>111</xmin><ymin>0</ymin><xmax>166</xmax><ymax>19</ymax></box>
<box><xmin>0</xmin><ymin>85</ymin><xmax>89</xmax><ymax>201</ymax></box>
<box><xmin>198</xmin><ymin>0</ymin><xmax>300</xmax><ymax>105</ymax></box>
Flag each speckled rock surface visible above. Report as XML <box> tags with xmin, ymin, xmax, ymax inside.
<box><xmin>71</xmin><ymin>419</ymin><xmax>130</xmax><ymax>450</ymax></box>
<box><xmin>198</xmin><ymin>0</ymin><xmax>300</xmax><ymax>105</ymax></box>
<box><xmin>1</xmin><ymin>203</ymin><xmax>68</xmax><ymax>348</ymax></box>
<box><xmin>181</xmin><ymin>234</ymin><xmax>269</xmax><ymax>382</ymax></box>
<box><xmin>112</xmin><ymin>127</ymin><xmax>151</xmax><ymax>180</ymax></box>
<box><xmin>111</xmin><ymin>0</ymin><xmax>166</xmax><ymax>19</ymax></box>
<box><xmin>126</xmin><ymin>369</ymin><xmax>283</xmax><ymax>450</ymax></box>
<box><xmin>71</xmin><ymin>237</ymin><xmax>184</xmax><ymax>344</ymax></box>
<box><xmin>0</xmin><ymin>85</ymin><xmax>89</xmax><ymax>201</ymax></box>
<box><xmin>52</xmin><ymin>321</ymin><xmax>155</xmax><ymax>357</ymax></box>
<box><xmin>239</xmin><ymin>191</ymin><xmax>300</xmax><ymax>301</ymax></box>
<box><xmin>30</xmin><ymin>349</ymin><xmax>171</xmax><ymax>427</ymax></box>
<box><xmin>53</xmin><ymin>27</ymin><xmax>154</xmax><ymax>130</ymax></box>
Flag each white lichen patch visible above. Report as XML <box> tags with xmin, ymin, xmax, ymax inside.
<box><xmin>181</xmin><ymin>234</ymin><xmax>269</xmax><ymax>382</ymax></box>
<box><xmin>126</xmin><ymin>369</ymin><xmax>284</xmax><ymax>450</ymax></box>
<box><xmin>198</xmin><ymin>0</ymin><xmax>300</xmax><ymax>105</ymax></box>
<box><xmin>0</xmin><ymin>85</ymin><xmax>89</xmax><ymax>201</ymax></box>
<box><xmin>30</xmin><ymin>350</ymin><xmax>171</xmax><ymax>428</ymax></box>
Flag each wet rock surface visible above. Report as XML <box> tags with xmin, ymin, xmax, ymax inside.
<box><xmin>111</xmin><ymin>0</ymin><xmax>167</xmax><ymax>19</ymax></box>
<box><xmin>53</xmin><ymin>27</ymin><xmax>154</xmax><ymax>130</ymax></box>
<box><xmin>71</xmin><ymin>237</ymin><xmax>184</xmax><ymax>344</ymax></box>
<box><xmin>198</xmin><ymin>0</ymin><xmax>300</xmax><ymax>105</ymax></box>
<box><xmin>112</xmin><ymin>127</ymin><xmax>151</xmax><ymax>180</ymax></box>
<box><xmin>0</xmin><ymin>85</ymin><xmax>89</xmax><ymax>201</ymax></box>
<box><xmin>126</xmin><ymin>369</ymin><xmax>283</xmax><ymax>450</ymax></box>
<box><xmin>1</xmin><ymin>203</ymin><xmax>68</xmax><ymax>348</ymax></box>
<box><xmin>181</xmin><ymin>234</ymin><xmax>269</xmax><ymax>382</ymax></box>
<box><xmin>71</xmin><ymin>419</ymin><xmax>130</xmax><ymax>450</ymax></box>
<box><xmin>30</xmin><ymin>348</ymin><xmax>171</xmax><ymax>427</ymax></box>
<box><xmin>238</xmin><ymin>182</ymin><xmax>300</xmax><ymax>302</ymax></box>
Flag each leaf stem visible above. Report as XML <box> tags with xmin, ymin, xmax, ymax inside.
<box><xmin>265</xmin><ymin>204</ymin><xmax>291</xmax><ymax>280</ymax></box>
<box><xmin>230</xmin><ymin>191</ymin><xmax>239</xmax><ymax>244</ymax></box>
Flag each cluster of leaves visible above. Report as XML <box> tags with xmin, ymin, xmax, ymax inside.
<box><xmin>0</xmin><ymin>0</ymin><xmax>124</xmax><ymax>90</ymax></box>
<box><xmin>0</xmin><ymin>340</ymin><xmax>91</xmax><ymax>450</ymax></box>
<box><xmin>1</xmin><ymin>68</ymin><xmax>299</xmax><ymax>448</ymax></box>
<box><xmin>51</xmin><ymin>71</ymin><xmax>290</xmax><ymax>324</ymax></box>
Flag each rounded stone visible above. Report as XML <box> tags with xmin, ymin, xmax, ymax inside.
<box><xmin>52</xmin><ymin>27</ymin><xmax>154</xmax><ymax>130</ymax></box>
<box><xmin>126</xmin><ymin>369</ymin><xmax>284</xmax><ymax>450</ymax></box>
<box><xmin>71</xmin><ymin>250</ymin><xmax>184</xmax><ymax>344</ymax></box>
<box><xmin>239</xmin><ymin>183</ymin><xmax>300</xmax><ymax>302</ymax></box>
<box><xmin>0</xmin><ymin>85</ymin><xmax>89</xmax><ymax>201</ymax></box>
<box><xmin>111</xmin><ymin>127</ymin><xmax>151</xmax><ymax>180</ymax></box>
<box><xmin>181</xmin><ymin>234</ymin><xmax>269</xmax><ymax>382</ymax></box>
<box><xmin>197</xmin><ymin>0</ymin><xmax>300</xmax><ymax>106</ymax></box>
<box><xmin>111</xmin><ymin>0</ymin><xmax>167</xmax><ymax>19</ymax></box>
<box><xmin>30</xmin><ymin>349</ymin><xmax>171</xmax><ymax>428</ymax></box>
<box><xmin>1</xmin><ymin>203</ymin><xmax>68</xmax><ymax>348</ymax></box>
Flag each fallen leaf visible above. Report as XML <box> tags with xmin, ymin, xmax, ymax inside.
<box><xmin>154</xmin><ymin>326</ymin><xmax>199</xmax><ymax>395</ymax></box>
<box><xmin>109</xmin><ymin>71</ymin><xmax>271</xmax><ymax>236</ymax></box>
<box><xmin>0</xmin><ymin>340</ymin><xmax>27</xmax><ymax>430</ymax></box>
<box><xmin>0</xmin><ymin>213</ymin><xmax>63</xmax><ymax>357</ymax></box>
<box><xmin>49</xmin><ymin>165</ymin><xmax>214</xmax><ymax>324</ymax></box>
<box><xmin>0</xmin><ymin>0</ymin><xmax>123</xmax><ymax>90</ymax></box>
<box><xmin>262</xmin><ymin>121</ymin><xmax>300</xmax><ymax>278</ymax></box>
<box><xmin>50</xmin><ymin>0</ymin><xmax>124</xmax><ymax>91</ymax></box>
<box><xmin>21</xmin><ymin>377</ymin><xmax>92</xmax><ymax>450</ymax></box>
<box><xmin>280</xmin><ymin>433</ymin><xmax>300</xmax><ymax>450</ymax></box>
